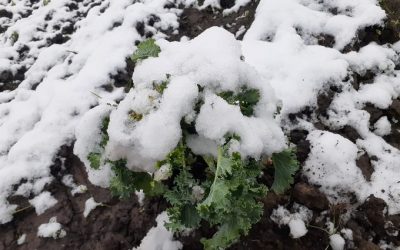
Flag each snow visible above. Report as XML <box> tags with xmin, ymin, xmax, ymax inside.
<box><xmin>341</xmin><ymin>228</ymin><xmax>353</xmax><ymax>241</ymax></box>
<box><xmin>271</xmin><ymin>204</ymin><xmax>313</xmax><ymax>239</ymax></box>
<box><xmin>288</xmin><ymin>219</ymin><xmax>308</xmax><ymax>239</ymax></box>
<box><xmin>62</xmin><ymin>174</ymin><xmax>87</xmax><ymax>196</ymax></box>
<box><xmin>135</xmin><ymin>190</ymin><xmax>145</xmax><ymax>206</ymax></box>
<box><xmin>0</xmin><ymin>0</ymin><xmax>185</xmax><ymax>223</ymax></box>
<box><xmin>37</xmin><ymin>217</ymin><xmax>66</xmax><ymax>239</ymax></box>
<box><xmin>0</xmin><ymin>0</ymin><xmax>399</xmax><ymax>248</ymax></box>
<box><xmin>154</xmin><ymin>164</ymin><xmax>172</xmax><ymax>181</ymax></box>
<box><xmin>17</xmin><ymin>233</ymin><xmax>26</xmax><ymax>245</ymax></box>
<box><xmin>133</xmin><ymin>212</ymin><xmax>182</xmax><ymax>250</ymax></box>
<box><xmin>303</xmin><ymin>131</ymin><xmax>365</xmax><ymax>202</ymax></box>
<box><xmin>243</xmin><ymin>0</ymin><xmax>400</xmax><ymax>214</ymax></box>
<box><xmin>245</xmin><ymin>0</ymin><xmax>385</xmax><ymax>49</ymax></box>
<box><xmin>29</xmin><ymin>191</ymin><xmax>58</xmax><ymax>215</ymax></box>
<box><xmin>374</xmin><ymin>116</ymin><xmax>392</xmax><ymax>136</ymax></box>
<box><xmin>83</xmin><ymin>197</ymin><xmax>101</xmax><ymax>218</ymax></box>
<box><xmin>329</xmin><ymin>234</ymin><xmax>345</xmax><ymax>250</ymax></box>
<box><xmin>106</xmin><ymin>27</ymin><xmax>285</xmax><ymax>172</ymax></box>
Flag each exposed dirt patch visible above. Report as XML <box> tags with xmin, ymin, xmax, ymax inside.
<box><xmin>343</xmin><ymin>0</ymin><xmax>400</xmax><ymax>52</ymax></box>
<box><xmin>169</xmin><ymin>0</ymin><xmax>258</xmax><ymax>41</ymax></box>
<box><xmin>0</xmin><ymin>146</ymin><xmax>166</xmax><ymax>250</ymax></box>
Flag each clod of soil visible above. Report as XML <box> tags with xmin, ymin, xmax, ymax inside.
<box><xmin>292</xmin><ymin>182</ymin><xmax>330</xmax><ymax>211</ymax></box>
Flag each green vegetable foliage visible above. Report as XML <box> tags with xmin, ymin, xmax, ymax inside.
<box><xmin>197</xmin><ymin>143</ymin><xmax>266</xmax><ymax>250</ymax></box>
<box><xmin>271</xmin><ymin>149</ymin><xmax>299</xmax><ymax>194</ymax></box>
<box><xmin>131</xmin><ymin>39</ymin><xmax>161</xmax><ymax>63</ymax></box>
<box><xmin>109</xmin><ymin>159</ymin><xmax>164</xmax><ymax>199</ymax></box>
<box><xmin>84</xmin><ymin>39</ymin><xmax>300</xmax><ymax>250</ymax></box>
<box><xmin>87</xmin><ymin>152</ymin><xmax>101</xmax><ymax>170</ymax></box>
<box><xmin>218</xmin><ymin>87</ymin><xmax>260</xmax><ymax>116</ymax></box>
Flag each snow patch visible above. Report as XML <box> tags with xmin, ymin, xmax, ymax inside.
<box><xmin>330</xmin><ymin>234</ymin><xmax>345</xmax><ymax>250</ymax></box>
<box><xmin>29</xmin><ymin>191</ymin><xmax>58</xmax><ymax>215</ymax></box>
<box><xmin>37</xmin><ymin>217</ymin><xmax>66</xmax><ymax>239</ymax></box>
<box><xmin>271</xmin><ymin>204</ymin><xmax>313</xmax><ymax>239</ymax></box>
<box><xmin>133</xmin><ymin>211</ymin><xmax>182</xmax><ymax>250</ymax></box>
<box><xmin>83</xmin><ymin>197</ymin><xmax>101</xmax><ymax>218</ymax></box>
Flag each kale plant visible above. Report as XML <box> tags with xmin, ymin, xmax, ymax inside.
<box><xmin>85</xmin><ymin>38</ymin><xmax>299</xmax><ymax>250</ymax></box>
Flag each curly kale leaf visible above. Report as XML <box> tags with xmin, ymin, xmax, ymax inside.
<box><xmin>131</xmin><ymin>39</ymin><xmax>161</xmax><ymax>63</ymax></box>
<box><xmin>87</xmin><ymin>152</ymin><xmax>101</xmax><ymax>170</ymax></box>
<box><xmin>197</xmin><ymin>144</ymin><xmax>267</xmax><ymax>250</ymax></box>
<box><xmin>271</xmin><ymin>148</ymin><xmax>299</xmax><ymax>194</ymax></box>
<box><xmin>218</xmin><ymin>87</ymin><xmax>260</xmax><ymax>116</ymax></box>
<box><xmin>164</xmin><ymin>167</ymin><xmax>202</xmax><ymax>231</ymax></box>
<box><xmin>109</xmin><ymin>159</ymin><xmax>164</xmax><ymax>199</ymax></box>
<box><xmin>163</xmin><ymin>142</ymin><xmax>202</xmax><ymax>231</ymax></box>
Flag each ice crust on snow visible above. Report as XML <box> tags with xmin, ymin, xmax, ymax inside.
<box><xmin>133</xmin><ymin>212</ymin><xmax>182</xmax><ymax>250</ymax></box>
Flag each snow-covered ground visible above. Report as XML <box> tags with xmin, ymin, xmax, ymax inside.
<box><xmin>1</xmin><ymin>0</ymin><xmax>400</xmax><ymax>249</ymax></box>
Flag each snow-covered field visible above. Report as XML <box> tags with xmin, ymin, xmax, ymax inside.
<box><xmin>1</xmin><ymin>0</ymin><xmax>400</xmax><ymax>249</ymax></box>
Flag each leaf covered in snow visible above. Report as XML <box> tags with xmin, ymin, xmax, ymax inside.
<box><xmin>131</xmin><ymin>39</ymin><xmax>161</xmax><ymax>63</ymax></box>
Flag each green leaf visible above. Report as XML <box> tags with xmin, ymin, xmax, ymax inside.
<box><xmin>271</xmin><ymin>149</ymin><xmax>299</xmax><ymax>194</ymax></box>
<box><xmin>100</xmin><ymin>117</ymin><xmax>110</xmax><ymax>148</ymax></box>
<box><xmin>87</xmin><ymin>152</ymin><xmax>101</xmax><ymax>170</ymax></box>
<box><xmin>181</xmin><ymin>204</ymin><xmax>201</xmax><ymax>228</ymax></box>
<box><xmin>131</xmin><ymin>39</ymin><xmax>161</xmax><ymax>63</ymax></box>
<box><xmin>201</xmin><ymin>222</ymin><xmax>241</xmax><ymax>250</ymax></box>
<box><xmin>10</xmin><ymin>32</ymin><xmax>19</xmax><ymax>44</ymax></box>
<box><xmin>162</xmin><ymin>141</ymin><xmax>204</xmax><ymax>231</ymax></box>
<box><xmin>153</xmin><ymin>74</ymin><xmax>170</xmax><ymax>94</ymax></box>
<box><xmin>197</xmin><ymin>143</ymin><xmax>267</xmax><ymax>250</ymax></box>
<box><xmin>197</xmin><ymin>146</ymin><xmax>235</xmax><ymax>215</ymax></box>
<box><xmin>109</xmin><ymin>159</ymin><xmax>164</xmax><ymax>199</ymax></box>
<box><xmin>218</xmin><ymin>87</ymin><xmax>260</xmax><ymax>116</ymax></box>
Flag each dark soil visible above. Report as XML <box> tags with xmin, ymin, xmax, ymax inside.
<box><xmin>0</xmin><ymin>146</ymin><xmax>166</xmax><ymax>250</ymax></box>
<box><xmin>169</xmin><ymin>0</ymin><xmax>258</xmax><ymax>41</ymax></box>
